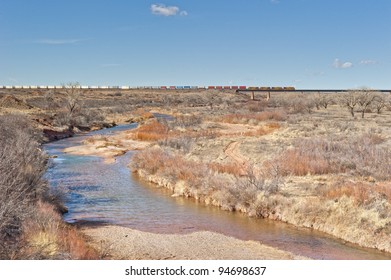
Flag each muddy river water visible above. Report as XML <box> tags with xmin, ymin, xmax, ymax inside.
<box><xmin>44</xmin><ymin>123</ymin><xmax>391</xmax><ymax>260</ymax></box>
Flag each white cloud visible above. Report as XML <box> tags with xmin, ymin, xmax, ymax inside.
<box><xmin>36</xmin><ymin>39</ymin><xmax>84</xmax><ymax>45</ymax></box>
<box><xmin>151</xmin><ymin>4</ymin><xmax>187</xmax><ymax>16</ymax></box>
<box><xmin>333</xmin><ymin>58</ymin><xmax>353</xmax><ymax>69</ymax></box>
<box><xmin>360</xmin><ymin>60</ymin><xmax>378</xmax><ymax>65</ymax></box>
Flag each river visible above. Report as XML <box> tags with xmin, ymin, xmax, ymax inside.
<box><xmin>43</xmin><ymin>123</ymin><xmax>391</xmax><ymax>260</ymax></box>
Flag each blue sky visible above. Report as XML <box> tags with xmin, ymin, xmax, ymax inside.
<box><xmin>0</xmin><ymin>0</ymin><xmax>390</xmax><ymax>89</ymax></box>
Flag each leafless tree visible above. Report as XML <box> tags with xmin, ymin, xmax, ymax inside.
<box><xmin>340</xmin><ymin>91</ymin><xmax>359</xmax><ymax>117</ymax></box>
<box><xmin>63</xmin><ymin>82</ymin><xmax>82</xmax><ymax>117</ymax></box>
<box><xmin>371</xmin><ymin>93</ymin><xmax>387</xmax><ymax>114</ymax></box>
<box><xmin>357</xmin><ymin>89</ymin><xmax>376</xmax><ymax>118</ymax></box>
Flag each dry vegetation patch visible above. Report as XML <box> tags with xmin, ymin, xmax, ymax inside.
<box><xmin>0</xmin><ymin>114</ymin><xmax>100</xmax><ymax>259</ymax></box>
<box><xmin>129</xmin><ymin>90</ymin><xmax>391</xmax><ymax>253</ymax></box>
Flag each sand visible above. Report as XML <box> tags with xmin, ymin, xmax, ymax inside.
<box><xmin>83</xmin><ymin>226</ymin><xmax>305</xmax><ymax>260</ymax></box>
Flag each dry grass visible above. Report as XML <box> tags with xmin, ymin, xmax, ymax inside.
<box><xmin>132</xmin><ymin>147</ymin><xmax>281</xmax><ymax>214</ymax></box>
<box><xmin>83</xmin><ymin>135</ymin><xmax>109</xmax><ymax>144</ymax></box>
<box><xmin>220</xmin><ymin>110</ymin><xmax>287</xmax><ymax>124</ymax></box>
<box><xmin>20</xmin><ymin>201</ymin><xmax>100</xmax><ymax>259</ymax></box>
<box><xmin>269</xmin><ymin>134</ymin><xmax>391</xmax><ymax>180</ymax></box>
<box><xmin>243</xmin><ymin>122</ymin><xmax>281</xmax><ymax>137</ymax></box>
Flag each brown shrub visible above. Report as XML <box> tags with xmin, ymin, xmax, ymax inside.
<box><xmin>0</xmin><ymin>114</ymin><xmax>47</xmax><ymax>258</ymax></box>
<box><xmin>208</xmin><ymin>162</ymin><xmax>243</xmax><ymax>176</ymax></box>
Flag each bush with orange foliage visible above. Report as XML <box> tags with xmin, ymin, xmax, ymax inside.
<box><xmin>323</xmin><ymin>182</ymin><xmax>391</xmax><ymax>206</ymax></box>
<box><xmin>133</xmin><ymin>119</ymin><xmax>169</xmax><ymax>141</ymax></box>
<box><xmin>131</xmin><ymin>108</ymin><xmax>154</xmax><ymax>120</ymax></box>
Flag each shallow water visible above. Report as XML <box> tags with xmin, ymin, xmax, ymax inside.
<box><xmin>44</xmin><ymin>123</ymin><xmax>391</xmax><ymax>260</ymax></box>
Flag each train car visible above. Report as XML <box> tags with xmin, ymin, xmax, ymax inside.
<box><xmin>160</xmin><ymin>86</ymin><xmax>167</xmax><ymax>89</ymax></box>
<box><xmin>271</xmin><ymin>87</ymin><xmax>283</xmax><ymax>91</ymax></box>
<box><xmin>239</xmin><ymin>86</ymin><xmax>247</xmax><ymax>90</ymax></box>
<box><xmin>216</xmin><ymin>86</ymin><xmax>223</xmax><ymax>90</ymax></box>
<box><xmin>176</xmin><ymin>86</ymin><xmax>184</xmax><ymax>89</ymax></box>
<box><xmin>208</xmin><ymin>86</ymin><xmax>215</xmax><ymax>90</ymax></box>
<box><xmin>248</xmin><ymin>86</ymin><xmax>259</xmax><ymax>91</ymax></box>
<box><xmin>191</xmin><ymin>86</ymin><xmax>199</xmax><ymax>89</ymax></box>
<box><xmin>169</xmin><ymin>86</ymin><xmax>176</xmax><ymax>90</ymax></box>
<box><xmin>223</xmin><ymin>86</ymin><xmax>231</xmax><ymax>90</ymax></box>
<box><xmin>259</xmin><ymin>86</ymin><xmax>271</xmax><ymax>90</ymax></box>
<box><xmin>183</xmin><ymin>86</ymin><xmax>191</xmax><ymax>89</ymax></box>
<box><xmin>283</xmin><ymin>86</ymin><xmax>295</xmax><ymax>91</ymax></box>
<box><xmin>231</xmin><ymin>86</ymin><xmax>239</xmax><ymax>90</ymax></box>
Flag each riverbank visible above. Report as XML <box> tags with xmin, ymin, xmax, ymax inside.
<box><xmin>82</xmin><ymin>226</ymin><xmax>305</xmax><ymax>260</ymax></box>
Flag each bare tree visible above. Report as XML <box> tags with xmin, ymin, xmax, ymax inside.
<box><xmin>53</xmin><ymin>82</ymin><xmax>83</xmax><ymax>129</ymax></box>
<box><xmin>340</xmin><ymin>91</ymin><xmax>359</xmax><ymax>117</ymax></box>
<box><xmin>63</xmin><ymin>82</ymin><xmax>82</xmax><ymax>117</ymax></box>
<box><xmin>43</xmin><ymin>89</ymin><xmax>61</xmax><ymax>113</ymax></box>
<box><xmin>371</xmin><ymin>93</ymin><xmax>387</xmax><ymax>114</ymax></box>
<box><xmin>320</xmin><ymin>94</ymin><xmax>332</xmax><ymax>109</ymax></box>
<box><xmin>357</xmin><ymin>89</ymin><xmax>375</xmax><ymax>118</ymax></box>
<box><xmin>313</xmin><ymin>93</ymin><xmax>332</xmax><ymax>110</ymax></box>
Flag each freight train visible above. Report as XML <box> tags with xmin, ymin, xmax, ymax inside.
<box><xmin>1</xmin><ymin>85</ymin><xmax>295</xmax><ymax>90</ymax></box>
<box><xmin>158</xmin><ymin>86</ymin><xmax>296</xmax><ymax>91</ymax></box>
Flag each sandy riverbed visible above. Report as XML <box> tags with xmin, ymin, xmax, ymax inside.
<box><xmin>83</xmin><ymin>226</ymin><xmax>305</xmax><ymax>260</ymax></box>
